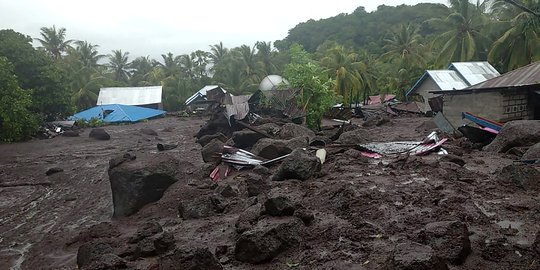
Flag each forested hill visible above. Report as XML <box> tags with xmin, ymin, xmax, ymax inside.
<box><xmin>275</xmin><ymin>3</ymin><xmax>451</xmax><ymax>53</ymax></box>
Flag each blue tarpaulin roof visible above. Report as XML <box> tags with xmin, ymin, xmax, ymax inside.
<box><xmin>70</xmin><ymin>104</ymin><xmax>166</xmax><ymax>123</ymax></box>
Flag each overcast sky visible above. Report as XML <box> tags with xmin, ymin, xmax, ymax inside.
<box><xmin>0</xmin><ymin>0</ymin><xmax>448</xmax><ymax>60</ymax></box>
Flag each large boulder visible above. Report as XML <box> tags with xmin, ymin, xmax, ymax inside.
<box><xmin>234</xmin><ymin>217</ymin><xmax>302</xmax><ymax>264</ymax></box>
<box><xmin>484</xmin><ymin>120</ymin><xmax>540</xmax><ymax>153</ymax></box>
<box><xmin>235</xmin><ymin>203</ymin><xmax>262</xmax><ymax>233</ymax></box>
<box><xmin>336</xmin><ymin>128</ymin><xmax>373</xmax><ymax>144</ymax></box>
<box><xmin>245</xmin><ymin>174</ymin><xmax>270</xmax><ymax>197</ymax></box>
<box><xmin>252</xmin><ymin>137</ymin><xmax>309</xmax><ymax>159</ymax></box>
<box><xmin>278</xmin><ymin>123</ymin><xmax>315</xmax><ymax>140</ymax></box>
<box><xmin>264</xmin><ymin>196</ymin><xmax>296</xmax><ymax>217</ymax></box>
<box><xmin>522</xmin><ymin>142</ymin><xmax>540</xmax><ymax>160</ymax></box>
<box><xmin>108</xmin><ymin>153</ymin><xmax>179</xmax><ymax>217</ymax></box>
<box><xmin>497</xmin><ymin>164</ymin><xmax>540</xmax><ymax>190</ymax></box>
<box><xmin>201</xmin><ymin>138</ymin><xmax>224</xmax><ymax>164</ymax></box>
<box><xmin>393</xmin><ymin>242</ymin><xmax>448</xmax><ymax>270</ymax></box>
<box><xmin>273</xmin><ymin>149</ymin><xmax>321</xmax><ymax>181</ymax></box>
<box><xmin>77</xmin><ymin>241</ymin><xmax>114</xmax><ymax>269</ymax></box>
<box><xmin>159</xmin><ymin>246</ymin><xmax>223</xmax><ymax>270</ymax></box>
<box><xmin>89</xmin><ymin>128</ymin><xmax>110</xmax><ymax>140</ymax></box>
<box><xmin>231</xmin><ymin>130</ymin><xmax>266</xmax><ymax>149</ymax></box>
<box><xmin>418</xmin><ymin>221</ymin><xmax>471</xmax><ymax>264</ymax></box>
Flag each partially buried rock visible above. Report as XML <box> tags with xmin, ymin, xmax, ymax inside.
<box><xmin>497</xmin><ymin>164</ymin><xmax>540</xmax><ymax>191</ymax></box>
<box><xmin>140</xmin><ymin>128</ymin><xmax>158</xmax><ymax>136</ymax></box>
<box><xmin>62</xmin><ymin>130</ymin><xmax>79</xmax><ymax>137</ymax></box>
<box><xmin>234</xmin><ymin>217</ymin><xmax>302</xmax><ymax>264</ymax></box>
<box><xmin>419</xmin><ymin>220</ymin><xmax>471</xmax><ymax>264</ymax></box>
<box><xmin>77</xmin><ymin>241</ymin><xmax>114</xmax><ymax>269</ymax></box>
<box><xmin>272</xmin><ymin>149</ymin><xmax>321</xmax><ymax>181</ymax></box>
<box><xmin>159</xmin><ymin>246</ymin><xmax>223</xmax><ymax>270</ymax></box>
<box><xmin>336</xmin><ymin>128</ymin><xmax>373</xmax><ymax>144</ymax></box>
<box><xmin>196</xmin><ymin>133</ymin><xmax>227</xmax><ymax>147</ymax></box>
<box><xmin>522</xmin><ymin>142</ymin><xmax>540</xmax><ymax>160</ymax></box>
<box><xmin>129</xmin><ymin>221</ymin><xmax>163</xmax><ymax>243</ymax></box>
<box><xmin>83</xmin><ymin>253</ymin><xmax>127</xmax><ymax>270</ymax></box>
<box><xmin>253</xmin><ymin>164</ymin><xmax>271</xmax><ymax>176</ymax></box>
<box><xmin>251</xmin><ymin>137</ymin><xmax>309</xmax><ymax>159</ymax></box>
<box><xmin>89</xmin><ymin>128</ymin><xmax>110</xmax><ymax>140</ymax></box>
<box><xmin>231</xmin><ymin>130</ymin><xmax>266</xmax><ymax>149</ymax></box>
<box><xmin>215</xmin><ymin>184</ymin><xmax>238</xmax><ymax>198</ymax></box>
<box><xmin>201</xmin><ymin>138</ymin><xmax>224</xmax><ymax>164</ymax></box>
<box><xmin>278</xmin><ymin>123</ymin><xmax>315</xmax><ymax>140</ymax></box>
<box><xmin>45</xmin><ymin>167</ymin><xmax>63</xmax><ymax>176</ymax></box>
<box><xmin>484</xmin><ymin>120</ymin><xmax>540</xmax><ymax>153</ymax></box>
<box><xmin>363</xmin><ymin>115</ymin><xmax>390</xmax><ymax>127</ymax></box>
<box><xmin>178</xmin><ymin>196</ymin><xmax>220</xmax><ymax>219</ymax></box>
<box><xmin>393</xmin><ymin>241</ymin><xmax>448</xmax><ymax>270</ymax></box>
<box><xmin>439</xmin><ymin>154</ymin><xmax>466</xmax><ymax>167</ymax></box>
<box><xmin>108</xmin><ymin>153</ymin><xmax>179</xmax><ymax>217</ymax></box>
<box><xmin>264</xmin><ymin>196</ymin><xmax>295</xmax><ymax>216</ymax></box>
<box><xmin>246</xmin><ymin>174</ymin><xmax>270</xmax><ymax>197</ymax></box>
<box><xmin>235</xmin><ymin>203</ymin><xmax>262</xmax><ymax>234</ymax></box>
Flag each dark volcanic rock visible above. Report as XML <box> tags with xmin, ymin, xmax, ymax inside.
<box><xmin>83</xmin><ymin>253</ymin><xmax>127</xmax><ymax>270</ymax></box>
<box><xmin>252</xmin><ymin>164</ymin><xmax>271</xmax><ymax>176</ymax></box>
<box><xmin>363</xmin><ymin>115</ymin><xmax>390</xmax><ymax>127</ymax></box>
<box><xmin>140</xmin><ymin>128</ymin><xmax>158</xmax><ymax>136</ymax></box>
<box><xmin>336</xmin><ymin>128</ymin><xmax>373</xmax><ymax>144</ymax></box>
<box><xmin>178</xmin><ymin>196</ymin><xmax>220</xmax><ymax>219</ymax></box>
<box><xmin>533</xmin><ymin>232</ymin><xmax>540</xmax><ymax>255</ymax></box>
<box><xmin>45</xmin><ymin>167</ymin><xmax>63</xmax><ymax>176</ymax></box>
<box><xmin>196</xmin><ymin>133</ymin><xmax>227</xmax><ymax>147</ymax></box>
<box><xmin>251</xmin><ymin>137</ymin><xmax>309</xmax><ymax>159</ymax></box>
<box><xmin>278</xmin><ymin>123</ymin><xmax>316</xmax><ymax>140</ymax></box>
<box><xmin>439</xmin><ymin>154</ymin><xmax>466</xmax><ymax>167</ymax></box>
<box><xmin>497</xmin><ymin>164</ymin><xmax>540</xmax><ymax>190</ymax></box>
<box><xmin>231</xmin><ymin>130</ymin><xmax>266</xmax><ymax>149</ymax></box>
<box><xmin>201</xmin><ymin>138</ymin><xmax>224</xmax><ymax>164</ymax></box>
<box><xmin>89</xmin><ymin>128</ymin><xmax>110</xmax><ymax>140</ymax></box>
<box><xmin>481</xmin><ymin>238</ymin><xmax>511</xmax><ymax>262</ymax></box>
<box><xmin>77</xmin><ymin>241</ymin><xmax>114</xmax><ymax>269</ymax></box>
<box><xmin>264</xmin><ymin>196</ymin><xmax>295</xmax><ymax>216</ymax></box>
<box><xmin>522</xmin><ymin>142</ymin><xmax>540</xmax><ymax>160</ymax></box>
<box><xmin>154</xmin><ymin>232</ymin><xmax>176</xmax><ymax>255</ymax></box>
<box><xmin>214</xmin><ymin>184</ymin><xmax>238</xmax><ymax>198</ymax></box>
<box><xmin>419</xmin><ymin>220</ymin><xmax>471</xmax><ymax>264</ymax></box>
<box><xmin>484</xmin><ymin>120</ymin><xmax>540</xmax><ymax>153</ymax></box>
<box><xmin>393</xmin><ymin>242</ymin><xmax>448</xmax><ymax>270</ymax></box>
<box><xmin>135</xmin><ymin>237</ymin><xmax>157</xmax><ymax>257</ymax></box>
<box><xmin>293</xmin><ymin>207</ymin><xmax>315</xmax><ymax>225</ymax></box>
<box><xmin>273</xmin><ymin>149</ymin><xmax>321</xmax><ymax>181</ymax></box>
<box><xmin>234</xmin><ymin>217</ymin><xmax>302</xmax><ymax>264</ymax></box>
<box><xmin>108</xmin><ymin>154</ymin><xmax>179</xmax><ymax>217</ymax></box>
<box><xmin>74</xmin><ymin>222</ymin><xmax>121</xmax><ymax>243</ymax></box>
<box><xmin>129</xmin><ymin>221</ymin><xmax>163</xmax><ymax>243</ymax></box>
<box><xmin>235</xmin><ymin>203</ymin><xmax>262</xmax><ymax>234</ymax></box>
<box><xmin>246</xmin><ymin>174</ymin><xmax>270</xmax><ymax>197</ymax></box>
<box><xmin>159</xmin><ymin>246</ymin><xmax>223</xmax><ymax>270</ymax></box>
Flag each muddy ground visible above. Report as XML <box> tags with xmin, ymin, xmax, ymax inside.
<box><xmin>0</xmin><ymin>115</ymin><xmax>538</xmax><ymax>269</ymax></box>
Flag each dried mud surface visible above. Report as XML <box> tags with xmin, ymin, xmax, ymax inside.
<box><xmin>0</xmin><ymin>115</ymin><xmax>538</xmax><ymax>269</ymax></box>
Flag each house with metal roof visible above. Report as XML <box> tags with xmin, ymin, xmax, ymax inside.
<box><xmin>97</xmin><ymin>86</ymin><xmax>163</xmax><ymax>109</ymax></box>
<box><xmin>185</xmin><ymin>85</ymin><xmax>227</xmax><ymax>112</ymax></box>
<box><xmin>406</xmin><ymin>62</ymin><xmax>500</xmax><ymax>113</ymax></box>
<box><xmin>429</xmin><ymin>60</ymin><xmax>540</xmax><ymax>128</ymax></box>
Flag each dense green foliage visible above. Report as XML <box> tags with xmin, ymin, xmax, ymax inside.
<box><xmin>1</xmin><ymin>1</ymin><xmax>539</xmax><ymax>141</ymax></box>
<box><xmin>0</xmin><ymin>57</ymin><xmax>38</xmax><ymax>142</ymax></box>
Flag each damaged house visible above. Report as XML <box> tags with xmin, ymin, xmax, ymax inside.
<box><xmin>185</xmin><ymin>85</ymin><xmax>227</xmax><ymax>112</ymax></box>
<box><xmin>430</xmin><ymin>60</ymin><xmax>540</xmax><ymax>128</ymax></box>
<box><xmin>406</xmin><ymin>62</ymin><xmax>500</xmax><ymax>113</ymax></box>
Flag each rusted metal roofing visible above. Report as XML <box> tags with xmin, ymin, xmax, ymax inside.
<box><xmin>467</xmin><ymin>61</ymin><xmax>540</xmax><ymax>89</ymax></box>
<box><xmin>449</xmin><ymin>62</ymin><xmax>500</xmax><ymax>85</ymax></box>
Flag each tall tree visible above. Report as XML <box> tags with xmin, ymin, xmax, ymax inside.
<box><xmin>380</xmin><ymin>24</ymin><xmax>426</xmax><ymax>68</ymax></box>
<box><xmin>489</xmin><ymin>0</ymin><xmax>540</xmax><ymax>72</ymax></box>
<box><xmin>319</xmin><ymin>45</ymin><xmax>362</xmax><ymax>105</ymax></box>
<box><xmin>430</xmin><ymin>0</ymin><xmax>491</xmax><ymax>66</ymax></box>
<box><xmin>108</xmin><ymin>49</ymin><xmax>130</xmax><ymax>83</ymax></box>
<box><xmin>36</xmin><ymin>25</ymin><xmax>73</xmax><ymax>59</ymax></box>
<box><xmin>130</xmin><ymin>56</ymin><xmax>155</xmax><ymax>86</ymax></box>
<box><xmin>256</xmin><ymin>41</ymin><xmax>277</xmax><ymax>75</ymax></box>
<box><xmin>209</xmin><ymin>42</ymin><xmax>228</xmax><ymax>65</ymax></box>
<box><xmin>68</xmin><ymin>41</ymin><xmax>104</xmax><ymax>69</ymax></box>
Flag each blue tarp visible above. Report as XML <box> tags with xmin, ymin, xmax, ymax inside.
<box><xmin>70</xmin><ymin>104</ymin><xmax>166</xmax><ymax>123</ymax></box>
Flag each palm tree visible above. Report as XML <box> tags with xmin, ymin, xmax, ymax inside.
<box><xmin>70</xmin><ymin>67</ymin><xmax>106</xmax><ymax>110</ymax></box>
<box><xmin>36</xmin><ymin>25</ymin><xmax>73</xmax><ymax>59</ymax></box>
<box><xmin>380</xmin><ymin>24</ymin><xmax>426</xmax><ymax>68</ymax></box>
<box><xmin>489</xmin><ymin>0</ymin><xmax>540</xmax><ymax>72</ymax></box>
<box><xmin>430</xmin><ymin>0</ymin><xmax>491</xmax><ymax>66</ymax></box>
<box><xmin>130</xmin><ymin>56</ymin><xmax>154</xmax><ymax>86</ymax></box>
<box><xmin>320</xmin><ymin>45</ymin><xmax>362</xmax><ymax>105</ymax></box>
<box><xmin>68</xmin><ymin>41</ymin><xmax>105</xmax><ymax>69</ymax></box>
<box><xmin>209</xmin><ymin>42</ymin><xmax>228</xmax><ymax>65</ymax></box>
<box><xmin>108</xmin><ymin>50</ymin><xmax>130</xmax><ymax>83</ymax></box>
<box><xmin>256</xmin><ymin>41</ymin><xmax>277</xmax><ymax>75</ymax></box>
<box><xmin>159</xmin><ymin>53</ymin><xmax>181</xmax><ymax>77</ymax></box>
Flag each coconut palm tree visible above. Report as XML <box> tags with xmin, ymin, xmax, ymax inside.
<box><xmin>130</xmin><ymin>56</ymin><xmax>154</xmax><ymax>86</ymax></box>
<box><xmin>380</xmin><ymin>24</ymin><xmax>426</xmax><ymax>68</ymax></box>
<box><xmin>255</xmin><ymin>41</ymin><xmax>277</xmax><ymax>75</ymax></box>
<box><xmin>319</xmin><ymin>45</ymin><xmax>363</xmax><ymax>105</ymax></box>
<box><xmin>36</xmin><ymin>25</ymin><xmax>73</xmax><ymax>59</ymax></box>
<box><xmin>209</xmin><ymin>42</ymin><xmax>228</xmax><ymax>65</ymax></box>
<box><xmin>68</xmin><ymin>41</ymin><xmax>105</xmax><ymax>69</ymax></box>
<box><xmin>488</xmin><ymin>0</ymin><xmax>540</xmax><ymax>72</ymax></box>
<box><xmin>108</xmin><ymin>49</ymin><xmax>130</xmax><ymax>83</ymax></box>
<box><xmin>430</xmin><ymin>0</ymin><xmax>491</xmax><ymax>66</ymax></box>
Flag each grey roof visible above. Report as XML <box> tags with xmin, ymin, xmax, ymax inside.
<box><xmin>185</xmin><ymin>85</ymin><xmax>226</xmax><ymax>105</ymax></box>
<box><xmin>449</xmin><ymin>62</ymin><xmax>500</xmax><ymax>86</ymax></box>
<box><xmin>467</xmin><ymin>61</ymin><xmax>540</xmax><ymax>90</ymax></box>
<box><xmin>427</xmin><ymin>70</ymin><xmax>470</xmax><ymax>90</ymax></box>
<box><xmin>97</xmin><ymin>86</ymin><xmax>162</xmax><ymax>106</ymax></box>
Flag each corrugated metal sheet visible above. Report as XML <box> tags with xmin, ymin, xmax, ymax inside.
<box><xmin>71</xmin><ymin>104</ymin><xmax>165</xmax><ymax>123</ymax></box>
<box><xmin>97</xmin><ymin>86</ymin><xmax>162</xmax><ymax>106</ymax></box>
<box><xmin>467</xmin><ymin>61</ymin><xmax>540</xmax><ymax>89</ymax></box>
<box><xmin>427</xmin><ymin>70</ymin><xmax>469</xmax><ymax>90</ymax></box>
<box><xmin>449</xmin><ymin>62</ymin><xmax>500</xmax><ymax>85</ymax></box>
<box><xmin>185</xmin><ymin>85</ymin><xmax>226</xmax><ymax>105</ymax></box>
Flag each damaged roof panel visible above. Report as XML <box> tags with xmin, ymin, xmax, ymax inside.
<box><xmin>449</xmin><ymin>62</ymin><xmax>500</xmax><ymax>86</ymax></box>
<box><xmin>467</xmin><ymin>61</ymin><xmax>540</xmax><ymax>89</ymax></box>
<box><xmin>427</xmin><ymin>70</ymin><xmax>469</xmax><ymax>91</ymax></box>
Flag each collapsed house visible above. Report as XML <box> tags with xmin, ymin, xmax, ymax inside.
<box><xmin>97</xmin><ymin>86</ymin><xmax>163</xmax><ymax>109</ymax></box>
<box><xmin>406</xmin><ymin>62</ymin><xmax>500</xmax><ymax>113</ymax></box>
<box><xmin>431</xmin><ymin>61</ymin><xmax>540</xmax><ymax>128</ymax></box>
<box><xmin>71</xmin><ymin>104</ymin><xmax>166</xmax><ymax>123</ymax></box>
<box><xmin>185</xmin><ymin>85</ymin><xmax>227</xmax><ymax>112</ymax></box>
